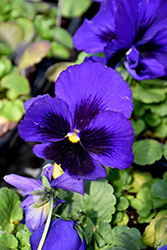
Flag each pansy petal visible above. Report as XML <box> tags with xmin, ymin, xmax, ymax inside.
<box><xmin>55</xmin><ymin>61</ymin><xmax>133</xmax><ymax>120</ymax></box>
<box><xmin>24</xmin><ymin>94</ymin><xmax>50</xmax><ymax>112</ymax></box>
<box><xmin>73</xmin><ymin>0</ymin><xmax>117</xmax><ymax>53</ymax></box>
<box><xmin>80</xmin><ymin>110</ymin><xmax>134</xmax><ymax>170</ymax></box>
<box><xmin>51</xmin><ymin>172</ymin><xmax>84</xmax><ymax>195</ymax></box>
<box><xmin>4</xmin><ymin>174</ymin><xmax>42</xmax><ymax>195</ymax></box>
<box><xmin>18</xmin><ymin>95</ymin><xmax>73</xmax><ymax>142</ymax></box>
<box><xmin>33</xmin><ymin>141</ymin><xmax>106</xmax><ymax>180</ymax></box>
<box><xmin>30</xmin><ymin>218</ymin><xmax>87</xmax><ymax>250</ymax></box>
<box><xmin>124</xmin><ymin>56</ymin><xmax>166</xmax><ymax>81</ymax></box>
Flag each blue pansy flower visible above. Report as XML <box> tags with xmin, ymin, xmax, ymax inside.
<box><xmin>73</xmin><ymin>0</ymin><xmax>167</xmax><ymax>80</ymax></box>
<box><xmin>18</xmin><ymin>61</ymin><xmax>134</xmax><ymax>181</ymax></box>
<box><xmin>30</xmin><ymin>218</ymin><xmax>87</xmax><ymax>250</ymax></box>
<box><xmin>158</xmin><ymin>245</ymin><xmax>167</xmax><ymax>250</ymax></box>
<box><xmin>4</xmin><ymin>163</ymin><xmax>84</xmax><ymax>232</ymax></box>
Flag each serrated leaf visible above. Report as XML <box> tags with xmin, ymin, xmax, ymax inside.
<box><xmin>131</xmin><ymin>85</ymin><xmax>166</xmax><ymax>104</ymax></box>
<box><xmin>0</xmin><ymin>21</ymin><xmax>23</xmax><ymax>50</ymax></box>
<box><xmin>1</xmin><ymin>74</ymin><xmax>30</xmax><ymax>95</ymax></box>
<box><xmin>16</xmin><ymin>229</ymin><xmax>31</xmax><ymax>248</ymax></box>
<box><xmin>19</xmin><ymin>41</ymin><xmax>51</xmax><ymax>69</ymax></box>
<box><xmin>133</xmin><ymin>139</ymin><xmax>163</xmax><ymax>165</ymax></box>
<box><xmin>151</xmin><ymin>179</ymin><xmax>167</xmax><ymax>200</ymax></box>
<box><xmin>0</xmin><ymin>188</ymin><xmax>23</xmax><ymax>232</ymax></box>
<box><xmin>52</xmin><ymin>27</ymin><xmax>73</xmax><ymax>49</ymax></box>
<box><xmin>62</xmin><ymin>179</ymin><xmax>116</xmax><ymax>224</ymax></box>
<box><xmin>62</xmin><ymin>0</ymin><xmax>92</xmax><ymax>18</ymax></box>
<box><xmin>0</xmin><ymin>233</ymin><xmax>18</xmax><ymax>250</ymax></box>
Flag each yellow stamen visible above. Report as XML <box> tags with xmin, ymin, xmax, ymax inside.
<box><xmin>68</xmin><ymin>131</ymin><xmax>80</xmax><ymax>143</ymax></box>
<box><xmin>52</xmin><ymin>163</ymin><xmax>64</xmax><ymax>179</ymax></box>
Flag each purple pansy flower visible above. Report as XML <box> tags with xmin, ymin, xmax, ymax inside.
<box><xmin>18</xmin><ymin>61</ymin><xmax>134</xmax><ymax>181</ymax></box>
<box><xmin>73</xmin><ymin>0</ymin><xmax>167</xmax><ymax>80</ymax></box>
<box><xmin>158</xmin><ymin>246</ymin><xmax>167</xmax><ymax>250</ymax></box>
<box><xmin>4</xmin><ymin>163</ymin><xmax>84</xmax><ymax>232</ymax></box>
<box><xmin>30</xmin><ymin>218</ymin><xmax>87</xmax><ymax>250</ymax></box>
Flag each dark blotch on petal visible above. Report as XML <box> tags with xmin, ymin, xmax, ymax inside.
<box><xmin>74</xmin><ymin>96</ymin><xmax>103</xmax><ymax>130</ymax></box>
<box><xmin>43</xmin><ymin>139</ymin><xmax>95</xmax><ymax>178</ymax></box>
<box><xmin>80</xmin><ymin>126</ymin><xmax>113</xmax><ymax>156</ymax></box>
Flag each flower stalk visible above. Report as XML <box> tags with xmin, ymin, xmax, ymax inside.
<box><xmin>37</xmin><ymin>191</ymin><xmax>54</xmax><ymax>250</ymax></box>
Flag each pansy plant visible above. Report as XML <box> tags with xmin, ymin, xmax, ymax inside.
<box><xmin>4</xmin><ymin>163</ymin><xmax>84</xmax><ymax>232</ymax></box>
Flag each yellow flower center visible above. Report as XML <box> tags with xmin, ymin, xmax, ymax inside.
<box><xmin>67</xmin><ymin>131</ymin><xmax>80</xmax><ymax>143</ymax></box>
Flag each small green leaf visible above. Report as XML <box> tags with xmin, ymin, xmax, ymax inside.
<box><xmin>16</xmin><ymin>228</ymin><xmax>31</xmax><ymax>249</ymax></box>
<box><xmin>0</xmin><ymin>100</ymin><xmax>23</xmax><ymax>122</ymax></box>
<box><xmin>0</xmin><ymin>21</ymin><xmax>23</xmax><ymax>50</ymax></box>
<box><xmin>48</xmin><ymin>41</ymin><xmax>70</xmax><ymax>60</ymax></box>
<box><xmin>0</xmin><ymin>233</ymin><xmax>18</xmax><ymax>250</ymax></box>
<box><xmin>151</xmin><ymin>179</ymin><xmax>167</xmax><ymax>200</ymax></box>
<box><xmin>133</xmin><ymin>139</ymin><xmax>163</xmax><ymax>165</ymax></box>
<box><xmin>62</xmin><ymin>0</ymin><xmax>92</xmax><ymax>18</ymax></box>
<box><xmin>154</xmin><ymin>218</ymin><xmax>167</xmax><ymax>248</ymax></box>
<box><xmin>164</xmin><ymin>142</ymin><xmax>167</xmax><ymax>160</ymax></box>
<box><xmin>0</xmin><ymin>42</ymin><xmax>12</xmax><ymax>56</ymax></box>
<box><xmin>144</xmin><ymin>113</ymin><xmax>161</xmax><ymax>127</ymax></box>
<box><xmin>0</xmin><ymin>57</ymin><xmax>12</xmax><ymax>78</ymax></box>
<box><xmin>45</xmin><ymin>61</ymin><xmax>75</xmax><ymax>82</ymax></box>
<box><xmin>62</xmin><ymin>179</ymin><xmax>116</xmax><ymax>224</ymax></box>
<box><xmin>129</xmin><ymin>171</ymin><xmax>152</xmax><ymax>193</ymax></box>
<box><xmin>149</xmin><ymin>98</ymin><xmax>167</xmax><ymax>117</ymax></box>
<box><xmin>52</xmin><ymin>27</ymin><xmax>73</xmax><ymax>49</ymax></box>
<box><xmin>19</xmin><ymin>41</ymin><xmax>51</xmax><ymax>69</ymax></box>
<box><xmin>116</xmin><ymin>197</ymin><xmax>129</xmax><ymax>211</ymax></box>
<box><xmin>16</xmin><ymin>17</ymin><xmax>35</xmax><ymax>42</ymax></box>
<box><xmin>0</xmin><ymin>188</ymin><xmax>23</xmax><ymax>232</ymax></box>
<box><xmin>131</xmin><ymin>119</ymin><xmax>145</xmax><ymax>136</ymax></box>
<box><xmin>154</xmin><ymin>117</ymin><xmax>167</xmax><ymax>139</ymax></box>
<box><xmin>42</xmin><ymin>175</ymin><xmax>51</xmax><ymax>191</ymax></box>
<box><xmin>1</xmin><ymin>74</ymin><xmax>30</xmax><ymax>95</ymax></box>
<box><xmin>131</xmin><ymin>85</ymin><xmax>166</xmax><ymax>103</ymax></box>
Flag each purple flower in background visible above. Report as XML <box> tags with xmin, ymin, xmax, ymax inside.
<box><xmin>30</xmin><ymin>218</ymin><xmax>87</xmax><ymax>250</ymax></box>
<box><xmin>158</xmin><ymin>245</ymin><xmax>167</xmax><ymax>250</ymax></box>
<box><xmin>18</xmin><ymin>61</ymin><xmax>134</xmax><ymax>181</ymax></box>
<box><xmin>4</xmin><ymin>163</ymin><xmax>84</xmax><ymax>232</ymax></box>
<box><xmin>73</xmin><ymin>0</ymin><xmax>167</xmax><ymax>80</ymax></box>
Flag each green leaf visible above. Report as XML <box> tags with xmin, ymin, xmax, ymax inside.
<box><xmin>45</xmin><ymin>61</ymin><xmax>75</xmax><ymax>82</ymax></box>
<box><xmin>154</xmin><ymin>117</ymin><xmax>167</xmax><ymax>139</ymax></box>
<box><xmin>62</xmin><ymin>179</ymin><xmax>116</xmax><ymax>224</ymax></box>
<box><xmin>144</xmin><ymin>113</ymin><xmax>161</xmax><ymax>127</ymax></box>
<box><xmin>0</xmin><ymin>233</ymin><xmax>18</xmax><ymax>250</ymax></box>
<box><xmin>1</xmin><ymin>74</ymin><xmax>30</xmax><ymax>95</ymax></box>
<box><xmin>61</xmin><ymin>0</ymin><xmax>92</xmax><ymax>18</ymax></box>
<box><xmin>154</xmin><ymin>218</ymin><xmax>167</xmax><ymax>248</ymax></box>
<box><xmin>151</xmin><ymin>179</ymin><xmax>167</xmax><ymax>200</ymax></box>
<box><xmin>133</xmin><ymin>99</ymin><xmax>147</xmax><ymax>116</ymax></box>
<box><xmin>164</xmin><ymin>142</ymin><xmax>167</xmax><ymax>160</ymax></box>
<box><xmin>116</xmin><ymin>213</ymin><xmax>129</xmax><ymax>227</ymax></box>
<box><xmin>52</xmin><ymin>27</ymin><xmax>73</xmax><ymax>49</ymax></box>
<box><xmin>129</xmin><ymin>171</ymin><xmax>152</xmax><ymax>193</ymax></box>
<box><xmin>116</xmin><ymin>197</ymin><xmax>129</xmax><ymax>211</ymax></box>
<box><xmin>95</xmin><ymin>222</ymin><xmax>112</xmax><ymax>247</ymax></box>
<box><xmin>48</xmin><ymin>41</ymin><xmax>70</xmax><ymax>60</ymax></box>
<box><xmin>0</xmin><ymin>57</ymin><xmax>12</xmax><ymax>79</ymax></box>
<box><xmin>19</xmin><ymin>41</ymin><xmax>51</xmax><ymax>69</ymax></box>
<box><xmin>0</xmin><ymin>42</ymin><xmax>12</xmax><ymax>56</ymax></box>
<box><xmin>131</xmin><ymin>119</ymin><xmax>145</xmax><ymax>136</ymax></box>
<box><xmin>0</xmin><ymin>21</ymin><xmax>23</xmax><ymax>50</ymax></box>
<box><xmin>0</xmin><ymin>188</ymin><xmax>23</xmax><ymax>232</ymax></box>
<box><xmin>16</xmin><ymin>228</ymin><xmax>31</xmax><ymax>248</ymax></box>
<box><xmin>84</xmin><ymin>217</ymin><xmax>95</xmax><ymax>244</ymax></box>
<box><xmin>133</xmin><ymin>139</ymin><xmax>163</xmax><ymax>165</ymax></box>
<box><xmin>149</xmin><ymin>98</ymin><xmax>167</xmax><ymax>117</ymax></box>
<box><xmin>131</xmin><ymin>85</ymin><xmax>166</xmax><ymax>104</ymax></box>
<box><xmin>16</xmin><ymin>17</ymin><xmax>35</xmax><ymax>42</ymax></box>
<box><xmin>0</xmin><ymin>99</ymin><xmax>23</xmax><ymax>122</ymax></box>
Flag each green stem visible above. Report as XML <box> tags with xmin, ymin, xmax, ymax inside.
<box><xmin>37</xmin><ymin>192</ymin><xmax>54</xmax><ymax>250</ymax></box>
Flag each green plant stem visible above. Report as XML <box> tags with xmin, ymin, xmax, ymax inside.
<box><xmin>37</xmin><ymin>192</ymin><xmax>54</xmax><ymax>250</ymax></box>
<box><xmin>56</xmin><ymin>0</ymin><xmax>63</xmax><ymax>27</ymax></box>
